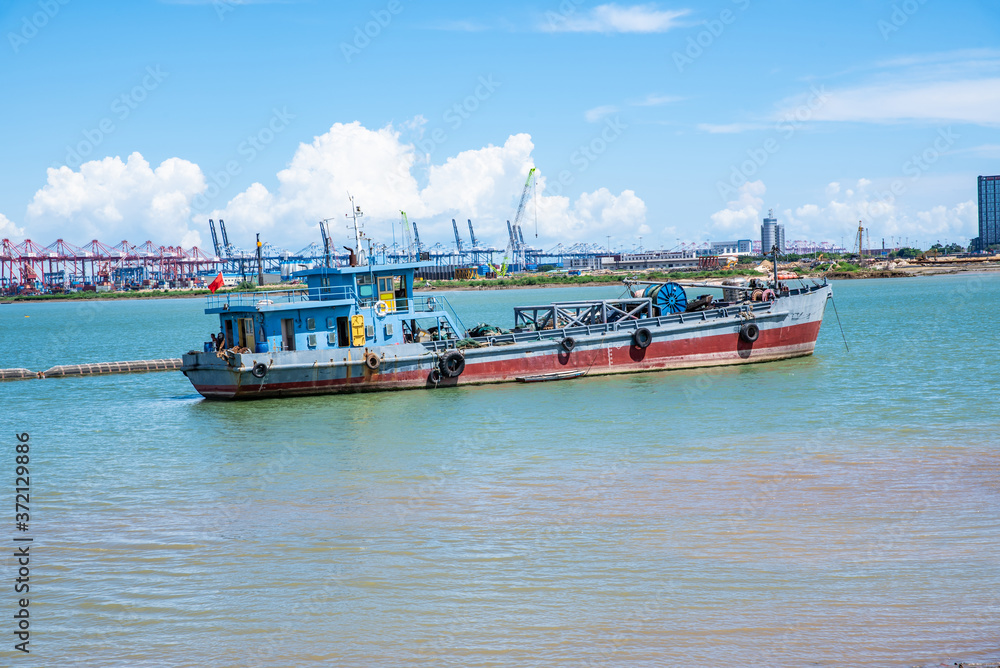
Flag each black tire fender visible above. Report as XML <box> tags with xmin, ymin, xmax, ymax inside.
<box><xmin>561</xmin><ymin>336</ymin><xmax>576</xmax><ymax>352</ymax></box>
<box><xmin>364</xmin><ymin>351</ymin><xmax>380</xmax><ymax>371</ymax></box>
<box><xmin>632</xmin><ymin>327</ymin><xmax>652</xmax><ymax>349</ymax></box>
<box><xmin>439</xmin><ymin>350</ymin><xmax>465</xmax><ymax>378</ymax></box>
<box><xmin>251</xmin><ymin>362</ymin><xmax>268</xmax><ymax>378</ymax></box>
<box><xmin>740</xmin><ymin>322</ymin><xmax>760</xmax><ymax>343</ymax></box>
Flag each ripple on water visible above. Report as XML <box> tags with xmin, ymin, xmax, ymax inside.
<box><xmin>3</xmin><ymin>275</ymin><xmax>999</xmax><ymax>666</ymax></box>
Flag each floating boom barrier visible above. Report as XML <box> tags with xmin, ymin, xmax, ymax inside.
<box><xmin>0</xmin><ymin>359</ymin><xmax>182</xmax><ymax>381</ymax></box>
<box><xmin>0</xmin><ymin>368</ymin><xmax>36</xmax><ymax>380</ymax></box>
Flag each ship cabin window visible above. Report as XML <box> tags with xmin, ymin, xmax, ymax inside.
<box><xmin>336</xmin><ymin>316</ymin><xmax>350</xmax><ymax>347</ymax></box>
<box><xmin>319</xmin><ymin>276</ymin><xmax>333</xmax><ymax>298</ymax></box>
<box><xmin>377</xmin><ymin>276</ymin><xmax>397</xmax><ymax>312</ymax></box>
<box><xmin>357</xmin><ymin>274</ymin><xmax>374</xmax><ymax>306</ymax></box>
<box><xmin>224</xmin><ymin>320</ymin><xmax>234</xmax><ymax>348</ymax></box>
<box><xmin>394</xmin><ymin>275</ymin><xmax>409</xmax><ymax>311</ymax></box>
<box><xmin>306</xmin><ymin>318</ymin><xmax>316</xmax><ymax>331</ymax></box>
<box><xmin>281</xmin><ymin>318</ymin><xmax>296</xmax><ymax>351</ymax></box>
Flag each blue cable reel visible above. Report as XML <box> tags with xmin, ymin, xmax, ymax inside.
<box><xmin>654</xmin><ymin>282</ymin><xmax>687</xmax><ymax>314</ymax></box>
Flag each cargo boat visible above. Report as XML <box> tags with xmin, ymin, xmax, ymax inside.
<box><xmin>181</xmin><ymin>255</ymin><xmax>831</xmax><ymax>401</ymax></box>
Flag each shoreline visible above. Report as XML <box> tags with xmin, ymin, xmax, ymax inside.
<box><xmin>3</xmin><ymin>263</ymin><xmax>998</xmax><ymax>303</ymax></box>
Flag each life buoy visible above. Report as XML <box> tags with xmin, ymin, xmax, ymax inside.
<box><xmin>561</xmin><ymin>336</ymin><xmax>576</xmax><ymax>352</ymax></box>
<box><xmin>632</xmin><ymin>327</ymin><xmax>652</xmax><ymax>349</ymax></box>
<box><xmin>740</xmin><ymin>322</ymin><xmax>760</xmax><ymax>343</ymax></box>
<box><xmin>761</xmin><ymin>289</ymin><xmax>776</xmax><ymax>302</ymax></box>
<box><xmin>364</xmin><ymin>351</ymin><xmax>380</xmax><ymax>370</ymax></box>
<box><xmin>439</xmin><ymin>350</ymin><xmax>465</xmax><ymax>378</ymax></box>
<box><xmin>426</xmin><ymin>297</ymin><xmax>437</xmax><ymax>312</ymax></box>
<box><xmin>374</xmin><ymin>300</ymin><xmax>389</xmax><ymax>317</ymax></box>
<box><xmin>251</xmin><ymin>362</ymin><xmax>268</xmax><ymax>378</ymax></box>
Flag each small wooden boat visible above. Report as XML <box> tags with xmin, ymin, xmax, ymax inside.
<box><xmin>515</xmin><ymin>370</ymin><xmax>586</xmax><ymax>383</ymax></box>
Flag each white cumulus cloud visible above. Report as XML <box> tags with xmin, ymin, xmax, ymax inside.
<box><xmin>26</xmin><ymin>152</ymin><xmax>206</xmax><ymax>246</ymax></box>
<box><xmin>782</xmin><ymin>178</ymin><xmax>977</xmax><ymax>244</ymax></box>
<box><xmin>710</xmin><ymin>180</ymin><xmax>766</xmax><ymax>234</ymax></box>
<box><xmin>209</xmin><ymin>121</ymin><xmax>647</xmax><ymax>249</ymax></box>
<box><xmin>16</xmin><ymin>122</ymin><xmax>646</xmax><ymax>251</ymax></box>
<box><xmin>0</xmin><ymin>213</ymin><xmax>24</xmax><ymax>240</ymax></box>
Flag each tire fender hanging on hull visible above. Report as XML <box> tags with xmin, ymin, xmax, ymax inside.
<box><xmin>439</xmin><ymin>350</ymin><xmax>465</xmax><ymax>378</ymax></box>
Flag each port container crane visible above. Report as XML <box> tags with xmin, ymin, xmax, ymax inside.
<box><xmin>209</xmin><ymin>219</ymin><xmax>222</xmax><ymax>257</ymax></box>
<box><xmin>451</xmin><ymin>219</ymin><xmax>464</xmax><ymax>254</ymax></box>
<box><xmin>219</xmin><ymin>219</ymin><xmax>232</xmax><ymax>255</ymax></box>
<box><xmin>318</xmin><ymin>219</ymin><xmax>333</xmax><ymax>267</ymax></box>
<box><xmin>467</xmin><ymin>219</ymin><xmax>486</xmax><ymax>264</ymax></box>
<box><xmin>411</xmin><ymin>218</ymin><xmax>424</xmax><ymax>255</ymax></box>
<box><xmin>467</xmin><ymin>219</ymin><xmax>479</xmax><ymax>248</ymax></box>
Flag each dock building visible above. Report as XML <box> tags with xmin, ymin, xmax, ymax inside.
<box><xmin>709</xmin><ymin>240</ymin><xmax>753</xmax><ymax>256</ymax></box>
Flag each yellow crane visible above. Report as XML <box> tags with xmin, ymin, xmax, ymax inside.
<box><xmin>500</xmin><ymin>167</ymin><xmax>537</xmax><ymax>275</ymax></box>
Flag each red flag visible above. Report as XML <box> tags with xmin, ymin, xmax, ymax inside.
<box><xmin>208</xmin><ymin>272</ymin><xmax>224</xmax><ymax>293</ymax></box>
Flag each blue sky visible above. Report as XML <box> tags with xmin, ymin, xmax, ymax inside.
<box><xmin>1</xmin><ymin>0</ymin><xmax>997</xmax><ymax>253</ymax></box>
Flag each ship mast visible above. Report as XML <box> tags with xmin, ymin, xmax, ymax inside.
<box><xmin>346</xmin><ymin>193</ymin><xmax>367</xmax><ymax>266</ymax></box>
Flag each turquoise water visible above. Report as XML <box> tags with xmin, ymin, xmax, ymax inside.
<box><xmin>1</xmin><ymin>276</ymin><xmax>998</xmax><ymax>667</ymax></box>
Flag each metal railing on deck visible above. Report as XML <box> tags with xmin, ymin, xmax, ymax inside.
<box><xmin>206</xmin><ymin>285</ymin><xmax>356</xmax><ymax>309</ymax></box>
<box><xmin>410</xmin><ymin>295</ymin><xmax>467</xmax><ymax>335</ymax></box>
<box><xmin>420</xmin><ymin>296</ymin><xmax>787</xmax><ymax>352</ymax></box>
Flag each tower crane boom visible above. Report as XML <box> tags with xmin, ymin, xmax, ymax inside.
<box><xmin>467</xmin><ymin>219</ymin><xmax>479</xmax><ymax>248</ymax></box>
<box><xmin>318</xmin><ymin>219</ymin><xmax>332</xmax><ymax>267</ymax></box>
<box><xmin>511</xmin><ymin>168</ymin><xmax>536</xmax><ymax>238</ymax></box>
<box><xmin>451</xmin><ymin>218</ymin><xmax>464</xmax><ymax>253</ymax></box>
<box><xmin>219</xmin><ymin>219</ymin><xmax>231</xmax><ymax>255</ymax></box>
<box><xmin>208</xmin><ymin>219</ymin><xmax>221</xmax><ymax>257</ymax></box>
<box><xmin>400</xmin><ymin>211</ymin><xmax>415</xmax><ymax>261</ymax></box>
<box><xmin>411</xmin><ymin>218</ymin><xmax>423</xmax><ymax>254</ymax></box>
<box><xmin>503</xmin><ymin>167</ymin><xmax>537</xmax><ymax>271</ymax></box>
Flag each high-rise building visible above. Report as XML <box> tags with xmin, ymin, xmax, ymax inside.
<box><xmin>977</xmin><ymin>175</ymin><xmax>1000</xmax><ymax>251</ymax></box>
<box><xmin>760</xmin><ymin>210</ymin><xmax>784</xmax><ymax>255</ymax></box>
